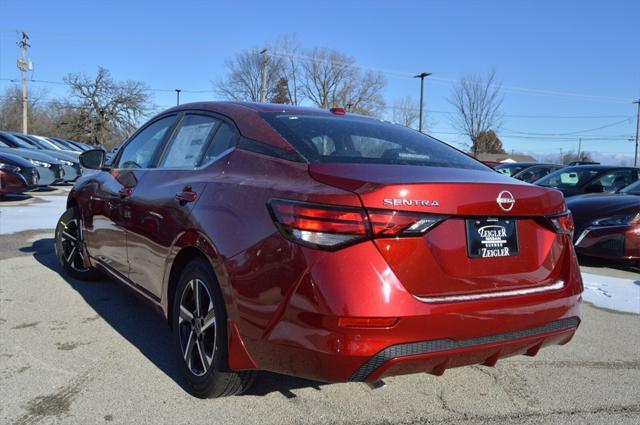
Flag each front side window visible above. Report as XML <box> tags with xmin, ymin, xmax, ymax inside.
<box><xmin>117</xmin><ymin>116</ymin><xmax>176</xmax><ymax>169</ymax></box>
<box><xmin>537</xmin><ymin>168</ymin><xmax>599</xmax><ymax>188</ymax></box>
<box><xmin>261</xmin><ymin>113</ymin><xmax>487</xmax><ymax>170</ymax></box>
<box><xmin>595</xmin><ymin>170</ymin><xmax>635</xmax><ymax>192</ymax></box>
<box><xmin>160</xmin><ymin>115</ymin><xmax>220</xmax><ymax>168</ymax></box>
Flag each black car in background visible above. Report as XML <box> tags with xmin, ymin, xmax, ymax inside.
<box><xmin>495</xmin><ymin>162</ymin><xmax>564</xmax><ymax>183</ymax></box>
<box><xmin>567</xmin><ymin>180</ymin><xmax>640</xmax><ymax>263</ymax></box>
<box><xmin>535</xmin><ymin>165</ymin><xmax>639</xmax><ymax>197</ymax></box>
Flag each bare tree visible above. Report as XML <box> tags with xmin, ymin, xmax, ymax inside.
<box><xmin>302</xmin><ymin>48</ymin><xmax>386</xmax><ymax>116</ymax></box>
<box><xmin>392</xmin><ymin>96</ymin><xmax>420</xmax><ymax>129</ymax></box>
<box><xmin>273</xmin><ymin>35</ymin><xmax>303</xmax><ymax>105</ymax></box>
<box><xmin>64</xmin><ymin>67</ymin><xmax>151</xmax><ymax>148</ymax></box>
<box><xmin>0</xmin><ymin>85</ymin><xmax>58</xmax><ymax>134</ymax></box>
<box><xmin>215</xmin><ymin>50</ymin><xmax>286</xmax><ymax>102</ymax></box>
<box><xmin>449</xmin><ymin>70</ymin><xmax>503</xmax><ymax>156</ymax></box>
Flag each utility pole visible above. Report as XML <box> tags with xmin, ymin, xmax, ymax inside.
<box><xmin>414</xmin><ymin>72</ymin><xmax>431</xmax><ymax>133</ymax></box>
<box><xmin>633</xmin><ymin>99</ymin><xmax>639</xmax><ymax>167</ymax></box>
<box><xmin>259</xmin><ymin>49</ymin><xmax>269</xmax><ymax>103</ymax></box>
<box><xmin>577</xmin><ymin>138</ymin><xmax>582</xmax><ymax>159</ymax></box>
<box><xmin>175</xmin><ymin>89</ymin><xmax>181</xmax><ymax>106</ymax></box>
<box><xmin>17</xmin><ymin>32</ymin><xmax>31</xmax><ymax>134</ymax></box>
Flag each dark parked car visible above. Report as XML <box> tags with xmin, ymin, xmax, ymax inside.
<box><xmin>56</xmin><ymin>102</ymin><xmax>582</xmax><ymax>398</ymax></box>
<box><xmin>495</xmin><ymin>162</ymin><xmax>564</xmax><ymax>183</ymax></box>
<box><xmin>567</xmin><ymin>181</ymin><xmax>640</xmax><ymax>263</ymax></box>
<box><xmin>0</xmin><ymin>137</ymin><xmax>64</xmax><ymax>186</ymax></box>
<box><xmin>4</xmin><ymin>132</ymin><xmax>81</xmax><ymax>182</ymax></box>
<box><xmin>535</xmin><ymin>165</ymin><xmax>639</xmax><ymax>197</ymax></box>
<box><xmin>0</xmin><ymin>151</ymin><xmax>38</xmax><ymax>195</ymax></box>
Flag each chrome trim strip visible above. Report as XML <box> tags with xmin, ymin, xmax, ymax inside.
<box><xmin>574</xmin><ymin>229</ymin><xmax>590</xmax><ymax>246</ymax></box>
<box><xmin>414</xmin><ymin>280</ymin><xmax>565</xmax><ymax>303</ymax></box>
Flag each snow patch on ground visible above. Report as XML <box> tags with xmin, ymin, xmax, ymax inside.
<box><xmin>581</xmin><ymin>272</ymin><xmax>640</xmax><ymax>314</ymax></box>
<box><xmin>0</xmin><ymin>195</ymin><xmax>67</xmax><ymax>235</ymax></box>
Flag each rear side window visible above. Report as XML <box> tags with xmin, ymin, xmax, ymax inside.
<box><xmin>201</xmin><ymin>122</ymin><xmax>236</xmax><ymax>164</ymax></box>
<box><xmin>260</xmin><ymin>113</ymin><xmax>487</xmax><ymax>170</ymax></box>
<box><xmin>160</xmin><ymin>115</ymin><xmax>220</xmax><ymax>168</ymax></box>
<box><xmin>118</xmin><ymin>116</ymin><xmax>175</xmax><ymax>169</ymax></box>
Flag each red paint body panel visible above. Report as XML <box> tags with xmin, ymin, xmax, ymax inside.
<box><xmin>69</xmin><ymin>101</ymin><xmax>583</xmax><ymax>384</ymax></box>
<box><xmin>0</xmin><ymin>170</ymin><xmax>28</xmax><ymax>195</ymax></box>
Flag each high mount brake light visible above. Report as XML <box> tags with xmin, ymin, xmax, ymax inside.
<box><xmin>268</xmin><ymin>199</ymin><xmax>446</xmax><ymax>250</ymax></box>
<box><xmin>329</xmin><ymin>107</ymin><xmax>346</xmax><ymax>115</ymax></box>
<box><xmin>547</xmin><ymin>211</ymin><xmax>574</xmax><ymax>236</ymax></box>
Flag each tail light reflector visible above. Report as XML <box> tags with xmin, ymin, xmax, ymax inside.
<box><xmin>338</xmin><ymin>317</ymin><xmax>399</xmax><ymax>328</ymax></box>
<box><xmin>269</xmin><ymin>199</ymin><xmax>446</xmax><ymax>250</ymax></box>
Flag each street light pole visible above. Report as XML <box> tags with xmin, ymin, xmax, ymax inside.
<box><xmin>259</xmin><ymin>49</ymin><xmax>269</xmax><ymax>103</ymax></box>
<box><xmin>175</xmin><ymin>89</ymin><xmax>181</xmax><ymax>106</ymax></box>
<box><xmin>414</xmin><ymin>72</ymin><xmax>431</xmax><ymax>132</ymax></box>
<box><xmin>633</xmin><ymin>99</ymin><xmax>639</xmax><ymax>167</ymax></box>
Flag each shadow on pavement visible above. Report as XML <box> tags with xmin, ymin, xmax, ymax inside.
<box><xmin>20</xmin><ymin>237</ymin><xmax>331</xmax><ymax>398</ymax></box>
<box><xmin>577</xmin><ymin>254</ymin><xmax>639</xmax><ymax>275</ymax></box>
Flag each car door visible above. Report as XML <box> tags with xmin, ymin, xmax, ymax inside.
<box><xmin>84</xmin><ymin>115</ymin><xmax>178</xmax><ymax>278</ymax></box>
<box><xmin>125</xmin><ymin>113</ymin><xmax>237</xmax><ymax>298</ymax></box>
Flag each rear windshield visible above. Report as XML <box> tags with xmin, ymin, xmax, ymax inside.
<box><xmin>261</xmin><ymin>113</ymin><xmax>487</xmax><ymax>170</ymax></box>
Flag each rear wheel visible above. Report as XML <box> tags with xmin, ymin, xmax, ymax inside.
<box><xmin>54</xmin><ymin>207</ymin><xmax>101</xmax><ymax>280</ymax></box>
<box><xmin>172</xmin><ymin>258</ymin><xmax>255</xmax><ymax>398</ymax></box>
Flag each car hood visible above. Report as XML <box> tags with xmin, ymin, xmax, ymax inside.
<box><xmin>0</xmin><ymin>151</ymin><xmax>35</xmax><ymax>168</ymax></box>
<box><xmin>0</xmin><ymin>147</ymin><xmax>62</xmax><ymax>164</ymax></box>
<box><xmin>567</xmin><ymin>193</ymin><xmax>640</xmax><ymax>229</ymax></box>
<box><xmin>38</xmin><ymin>149</ymin><xmax>80</xmax><ymax>163</ymax></box>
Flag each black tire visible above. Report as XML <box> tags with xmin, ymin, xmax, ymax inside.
<box><xmin>54</xmin><ymin>207</ymin><xmax>102</xmax><ymax>281</ymax></box>
<box><xmin>172</xmin><ymin>258</ymin><xmax>256</xmax><ymax>398</ymax></box>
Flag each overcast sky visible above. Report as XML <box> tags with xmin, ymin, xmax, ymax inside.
<box><xmin>1</xmin><ymin>0</ymin><xmax>638</xmax><ymax>163</ymax></box>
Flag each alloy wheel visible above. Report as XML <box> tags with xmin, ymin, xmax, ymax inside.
<box><xmin>178</xmin><ymin>278</ymin><xmax>217</xmax><ymax>376</ymax></box>
<box><xmin>58</xmin><ymin>218</ymin><xmax>89</xmax><ymax>272</ymax></box>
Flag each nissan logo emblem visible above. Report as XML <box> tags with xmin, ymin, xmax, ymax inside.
<box><xmin>496</xmin><ymin>190</ymin><xmax>516</xmax><ymax>212</ymax></box>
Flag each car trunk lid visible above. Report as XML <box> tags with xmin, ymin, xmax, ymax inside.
<box><xmin>309</xmin><ymin>163</ymin><xmax>569</xmax><ymax>298</ymax></box>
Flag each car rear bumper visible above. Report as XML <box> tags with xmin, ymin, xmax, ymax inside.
<box><xmin>233</xmin><ymin>242</ymin><xmax>583</xmax><ymax>383</ymax></box>
<box><xmin>351</xmin><ymin>317</ymin><xmax>578</xmax><ymax>381</ymax></box>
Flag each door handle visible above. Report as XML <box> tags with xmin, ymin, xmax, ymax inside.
<box><xmin>119</xmin><ymin>187</ymin><xmax>133</xmax><ymax>198</ymax></box>
<box><xmin>175</xmin><ymin>191</ymin><xmax>198</xmax><ymax>203</ymax></box>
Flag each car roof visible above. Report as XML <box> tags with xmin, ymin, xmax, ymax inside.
<box><xmin>152</xmin><ymin>101</ymin><xmax>377</xmax><ymax>152</ymax></box>
<box><xmin>560</xmin><ymin>165</ymin><xmax>638</xmax><ymax>172</ymax></box>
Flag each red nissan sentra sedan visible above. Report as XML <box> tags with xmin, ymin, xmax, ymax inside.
<box><xmin>55</xmin><ymin>102</ymin><xmax>582</xmax><ymax>398</ymax></box>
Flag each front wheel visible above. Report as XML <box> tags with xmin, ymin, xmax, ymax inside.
<box><xmin>172</xmin><ymin>258</ymin><xmax>255</xmax><ymax>398</ymax></box>
<box><xmin>54</xmin><ymin>207</ymin><xmax>101</xmax><ymax>280</ymax></box>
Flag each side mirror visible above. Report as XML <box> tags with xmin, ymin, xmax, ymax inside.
<box><xmin>80</xmin><ymin>149</ymin><xmax>106</xmax><ymax>170</ymax></box>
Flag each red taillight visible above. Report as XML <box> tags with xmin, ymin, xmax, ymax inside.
<box><xmin>329</xmin><ymin>107</ymin><xmax>346</xmax><ymax>115</ymax></box>
<box><xmin>548</xmin><ymin>211</ymin><xmax>574</xmax><ymax>236</ymax></box>
<box><xmin>269</xmin><ymin>199</ymin><xmax>369</xmax><ymax>250</ymax></box>
<box><xmin>269</xmin><ymin>199</ymin><xmax>446</xmax><ymax>250</ymax></box>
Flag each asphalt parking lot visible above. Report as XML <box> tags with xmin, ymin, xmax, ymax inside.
<box><xmin>1</xmin><ymin>190</ymin><xmax>639</xmax><ymax>425</ymax></box>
